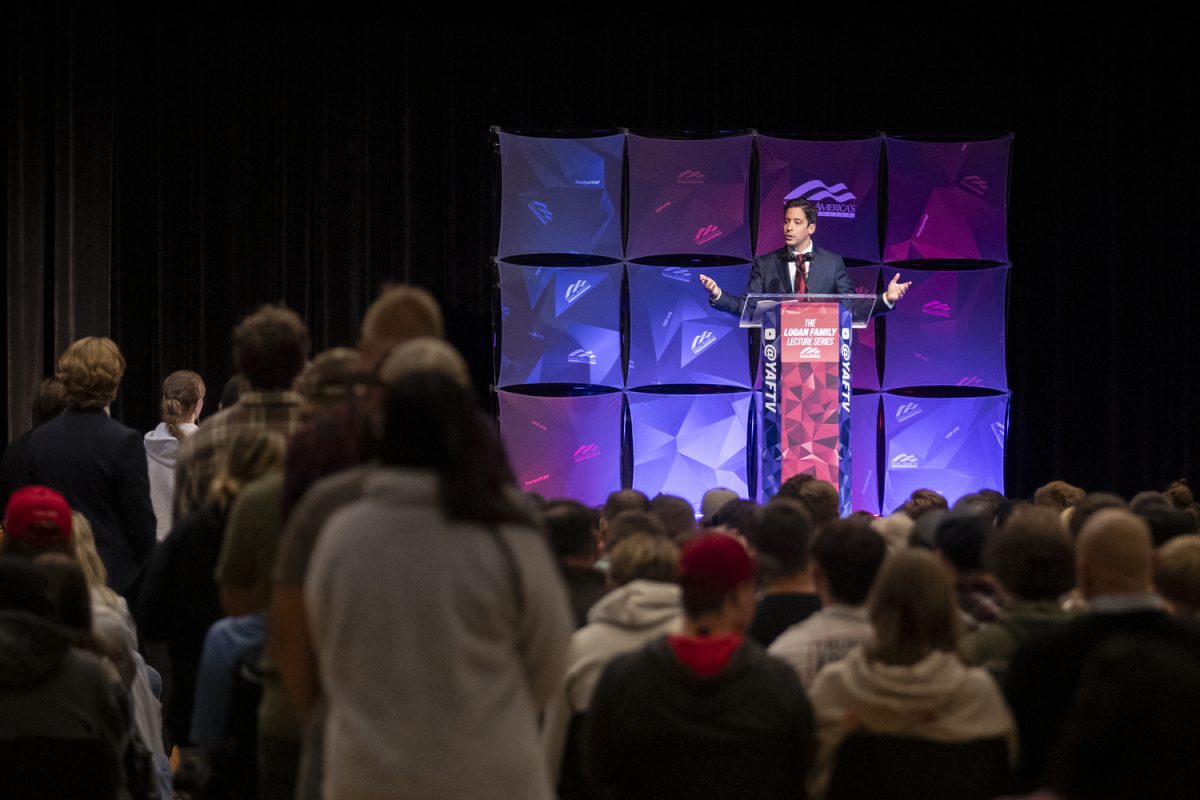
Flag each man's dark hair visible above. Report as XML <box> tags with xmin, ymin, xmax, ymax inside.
<box><xmin>784</xmin><ymin>197</ymin><xmax>818</xmax><ymax>225</ymax></box>
<box><xmin>1164</xmin><ymin>480</ymin><xmax>1194</xmax><ymax>511</ymax></box>
<box><xmin>952</xmin><ymin>489</ymin><xmax>1007</xmax><ymax>518</ymax></box>
<box><xmin>900</xmin><ymin>488</ymin><xmax>949</xmax><ymax>520</ymax></box>
<box><xmin>605</xmin><ymin>510</ymin><xmax>667</xmax><ymax>552</ymax></box>
<box><xmin>987</xmin><ymin>506</ymin><xmax>1075</xmax><ymax>601</ymax></box>
<box><xmin>748</xmin><ymin>499</ymin><xmax>813</xmax><ymax>583</ymax></box>
<box><xmin>544</xmin><ymin>499</ymin><xmax>596</xmax><ymax>560</ymax></box>
<box><xmin>796</xmin><ymin>480</ymin><xmax>840</xmax><ymax>529</ymax></box>
<box><xmin>31</xmin><ymin>378</ymin><xmax>68</xmax><ymax>427</ymax></box>
<box><xmin>603</xmin><ymin>489</ymin><xmax>650</xmax><ymax>521</ymax></box>
<box><xmin>232</xmin><ymin>304</ymin><xmax>311</xmax><ymax>391</ymax></box>
<box><xmin>1068</xmin><ymin>492</ymin><xmax>1127</xmax><ymax>540</ymax></box>
<box><xmin>649</xmin><ymin>494</ymin><xmax>696</xmax><ymax>541</ymax></box>
<box><xmin>812</xmin><ymin>519</ymin><xmax>887</xmax><ymax>605</ymax></box>
<box><xmin>775</xmin><ymin>473</ymin><xmax>817</xmax><ymax>501</ymax></box>
<box><xmin>1034</xmin><ymin>480</ymin><xmax>1086</xmax><ymax>512</ymax></box>
<box><xmin>935</xmin><ymin>511</ymin><xmax>994</xmax><ymax>575</ymax></box>
<box><xmin>709</xmin><ymin>499</ymin><xmax>761</xmax><ymax>536</ymax></box>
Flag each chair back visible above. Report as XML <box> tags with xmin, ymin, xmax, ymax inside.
<box><xmin>825</xmin><ymin>731</ymin><xmax>1010</xmax><ymax>800</ymax></box>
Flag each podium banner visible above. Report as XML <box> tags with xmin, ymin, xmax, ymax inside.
<box><xmin>760</xmin><ymin>301</ymin><xmax>853</xmax><ymax>512</ymax></box>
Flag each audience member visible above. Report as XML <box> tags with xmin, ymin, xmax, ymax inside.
<box><xmin>583</xmin><ymin>533</ymin><xmax>814</xmax><ymax>799</ymax></box>
<box><xmin>0</xmin><ymin>377</ymin><xmax>67</xmax><ymax>509</ymax></box>
<box><xmin>545</xmin><ymin>499</ymin><xmax>607</xmax><ymax>628</ymax></box>
<box><xmin>25</xmin><ymin>338</ymin><xmax>156</xmax><ymax>595</ymax></box>
<box><xmin>145</xmin><ymin>370</ymin><xmax>206</xmax><ymax>540</ymax></box>
<box><xmin>807</xmin><ymin>549</ymin><xmax>1015</xmax><ymax>797</ymax></box>
<box><xmin>794</xmin><ymin>479</ymin><xmax>840</xmax><ymax>530</ymax></box>
<box><xmin>174</xmin><ymin>304</ymin><xmax>309</xmax><ymax>522</ymax></box>
<box><xmin>648</xmin><ymin>493</ymin><xmax>697</xmax><ymax>543</ymax></box>
<box><xmin>745</xmin><ymin>498</ymin><xmax>820</xmax><ymax>647</ymax></box>
<box><xmin>1033</xmin><ymin>480</ymin><xmax>1085</xmax><ymax>513</ymax></box>
<box><xmin>770</xmin><ymin>519</ymin><xmax>887</xmax><ymax>688</ymax></box>
<box><xmin>898</xmin><ymin>487</ymin><xmax>948</xmax><ymax>520</ymax></box>
<box><xmin>707</xmin><ymin>498</ymin><xmax>760</xmax><ymax>537</ymax></box>
<box><xmin>304</xmin><ymin>371</ymin><xmax>571</xmax><ymax>800</ymax></box>
<box><xmin>698</xmin><ymin>487</ymin><xmax>737</xmax><ymax>527</ymax></box>
<box><xmin>935</xmin><ymin>510</ymin><xmax>1002</xmax><ymax>629</ymax></box>
<box><xmin>1155</xmin><ymin>534</ymin><xmax>1200</xmax><ymax>618</ymax></box>
<box><xmin>604</xmin><ymin>509</ymin><xmax>667</xmax><ymax>554</ymax></box>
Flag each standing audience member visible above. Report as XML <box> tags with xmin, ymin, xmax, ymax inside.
<box><xmin>959</xmin><ymin>505</ymin><xmax>1075</xmax><ymax>682</ymax></box>
<box><xmin>1005</xmin><ymin>508</ymin><xmax>1200</xmax><ymax>789</ymax></box>
<box><xmin>174</xmin><ymin>304</ymin><xmax>309</xmax><ymax>522</ymax></box>
<box><xmin>304</xmin><ymin>371</ymin><xmax>571</xmax><ymax>800</ymax></box>
<box><xmin>746</xmin><ymin>499</ymin><xmax>821</xmax><ymax>647</ymax></box>
<box><xmin>770</xmin><ymin>519</ymin><xmax>887</xmax><ymax>689</ymax></box>
<box><xmin>138</xmin><ymin>430</ymin><xmax>285</xmax><ymax>745</ymax></box>
<box><xmin>807</xmin><ymin>549</ymin><xmax>1016</xmax><ymax>797</ymax></box>
<box><xmin>0</xmin><ymin>377</ymin><xmax>67</xmax><ymax>509</ymax></box>
<box><xmin>145</xmin><ymin>370</ymin><xmax>205</xmax><ymax>540</ymax></box>
<box><xmin>26</xmin><ymin>338</ymin><xmax>156</xmax><ymax>596</ymax></box>
<box><xmin>583</xmin><ymin>533</ymin><xmax>815</xmax><ymax>800</ymax></box>
<box><xmin>544</xmin><ymin>499</ymin><xmax>607</xmax><ymax>629</ymax></box>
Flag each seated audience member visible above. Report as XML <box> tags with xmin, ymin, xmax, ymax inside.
<box><xmin>793</xmin><ymin>479</ymin><xmax>840</xmax><ymax>531</ymax></box>
<box><xmin>1005</xmin><ymin>508</ymin><xmax>1200</xmax><ymax>788</ymax></box>
<box><xmin>959</xmin><ymin>505</ymin><xmax>1075</xmax><ymax>683</ymax></box>
<box><xmin>934</xmin><ymin>511</ymin><xmax>1002</xmax><ymax>629</ymax></box>
<box><xmin>1130</xmin><ymin>490</ymin><xmax>1198</xmax><ymax>546</ymax></box>
<box><xmin>583</xmin><ymin>533</ymin><xmax>815</xmax><ymax>800</ymax></box>
<box><xmin>599</xmin><ymin>490</ymin><xmax>651</xmax><ymax>548</ymax></box>
<box><xmin>1033</xmin><ymin>480</ymin><xmax>1085</xmax><ymax>513</ymax></box>
<box><xmin>304</xmin><ymin>371</ymin><xmax>571</xmax><ymax>800</ymax></box>
<box><xmin>0</xmin><ymin>557</ymin><xmax>130</xmax><ymax>782</ymax></box>
<box><xmin>699</xmin><ymin>487</ymin><xmax>738</xmax><ymax>527</ymax></box>
<box><xmin>603</xmin><ymin>509</ymin><xmax>668</xmax><ymax>555</ymax></box>
<box><xmin>770</xmin><ymin>519</ymin><xmax>887</xmax><ymax>689</ymax></box>
<box><xmin>899</xmin><ymin>487</ymin><xmax>949</xmax><ymax>520</ymax></box>
<box><xmin>807</xmin><ymin>549</ymin><xmax>1015</xmax><ymax>797</ymax></box>
<box><xmin>649</xmin><ymin>493</ymin><xmax>697</xmax><ymax>544</ymax></box>
<box><xmin>138</xmin><ymin>430</ymin><xmax>285</xmax><ymax>745</ymax></box>
<box><xmin>545</xmin><ymin>499</ymin><xmax>607</xmax><ymax>628</ymax></box>
<box><xmin>0</xmin><ymin>377</ymin><xmax>67</xmax><ymax>510</ymax></box>
<box><xmin>707</xmin><ymin>498</ymin><xmax>760</xmax><ymax>538</ymax></box>
<box><xmin>1155</xmin><ymin>534</ymin><xmax>1200</xmax><ymax>618</ymax></box>
<box><xmin>745</xmin><ymin>499</ymin><xmax>821</xmax><ymax>647</ymax></box>
<box><xmin>145</xmin><ymin>370</ymin><xmax>206</xmax><ymax>540</ymax></box>
<box><xmin>544</xmin><ymin>534</ymin><xmax>682</xmax><ymax>798</ymax></box>
<box><xmin>952</xmin><ymin>489</ymin><xmax>1008</xmax><ymax>520</ymax></box>
<box><xmin>1043</xmin><ymin>635</ymin><xmax>1200</xmax><ymax>800</ymax></box>
<box><xmin>174</xmin><ymin>304</ymin><xmax>309</xmax><ymax>523</ymax></box>
<box><xmin>26</xmin><ymin>338</ymin><xmax>156</xmax><ymax>596</ymax></box>
<box><xmin>1065</xmin><ymin>491</ymin><xmax>1126</xmax><ymax>541</ymax></box>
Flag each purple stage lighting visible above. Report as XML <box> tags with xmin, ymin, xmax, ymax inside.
<box><xmin>847</xmin><ymin>266</ymin><xmax>882</xmax><ymax>390</ymax></box>
<box><xmin>851</xmin><ymin>393</ymin><xmax>882</xmax><ymax>515</ymax></box>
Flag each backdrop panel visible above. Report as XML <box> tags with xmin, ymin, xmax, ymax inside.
<box><xmin>498</xmin><ymin>262</ymin><xmax>623</xmax><ymax>388</ymax></box>
<box><xmin>629</xmin><ymin>391</ymin><xmax>753</xmax><ymax>510</ymax></box>
<box><xmin>851</xmin><ymin>393</ymin><xmax>882</xmax><ymax>515</ymax></box>
<box><xmin>882</xmin><ymin>393</ymin><xmax>1010</xmax><ymax>513</ymax></box>
<box><xmin>757</xmin><ymin>136</ymin><xmax>882</xmax><ymax>262</ymax></box>
<box><xmin>883</xmin><ymin>136</ymin><xmax>1012</xmax><ymax>262</ymax></box>
<box><xmin>626</xmin><ymin>134</ymin><xmax>753</xmax><ymax>260</ymax></box>
<box><xmin>627</xmin><ymin>263</ymin><xmax>752</xmax><ymax>388</ymax></box>
<box><xmin>882</xmin><ymin>266</ymin><xmax>1009</xmax><ymax>391</ymax></box>
<box><xmin>497</xmin><ymin>133</ymin><xmax>624</xmax><ymax>259</ymax></box>
<box><xmin>847</xmin><ymin>266</ymin><xmax>882</xmax><ymax>390</ymax></box>
<box><xmin>498</xmin><ymin>390</ymin><xmax>623</xmax><ymax>506</ymax></box>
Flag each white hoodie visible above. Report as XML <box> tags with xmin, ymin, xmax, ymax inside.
<box><xmin>144</xmin><ymin>422</ymin><xmax>198</xmax><ymax>540</ymax></box>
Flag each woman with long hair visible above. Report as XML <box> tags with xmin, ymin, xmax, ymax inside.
<box><xmin>145</xmin><ymin>370</ymin><xmax>206</xmax><ymax>540</ymax></box>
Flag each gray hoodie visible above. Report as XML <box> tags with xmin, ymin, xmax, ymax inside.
<box><xmin>144</xmin><ymin>421</ymin><xmax>197</xmax><ymax>539</ymax></box>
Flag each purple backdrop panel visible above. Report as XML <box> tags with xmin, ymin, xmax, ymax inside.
<box><xmin>627</xmin><ymin>134</ymin><xmax>752</xmax><ymax>260</ymax></box>
<box><xmin>499</xmin><ymin>262</ymin><xmax>623</xmax><ymax>388</ymax></box>
<box><xmin>847</xmin><ymin>266</ymin><xmax>881</xmax><ymax>390</ymax></box>
<box><xmin>627</xmin><ymin>263</ymin><xmax>752</xmax><ymax>388</ymax></box>
<box><xmin>757</xmin><ymin>136</ymin><xmax>882</xmax><ymax>261</ymax></box>
<box><xmin>883</xmin><ymin>136</ymin><xmax>1012</xmax><ymax>262</ymax></box>
<box><xmin>881</xmin><ymin>393</ymin><xmax>1009</xmax><ymax>513</ymax></box>
<box><xmin>498</xmin><ymin>133</ymin><xmax>624</xmax><ymax>259</ymax></box>
<box><xmin>498</xmin><ymin>390</ymin><xmax>623</xmax><ymax>506</ymax></box>
<box><xmin>882</xmin><ymin>266</ymin><xmax>1009</xmax><ymax>391</ymax></box>
<box><xmin>629</xmin><ymin>391</ymin><xmax>753</xmax><ymax>511</ymax></box>
<box><xmin>851</xmin><ymin>393</ymin><xmax>881</xmax><ymax>515</ymax></box>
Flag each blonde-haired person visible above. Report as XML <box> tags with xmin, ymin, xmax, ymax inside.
<box><xmin>136</xmin><ymin>429</ymin><xmax>286</xmax><ymax>745</ymax></box>
<box><xmin>807</xmin><ymin>549</ymin><xmax>1016</xmax><ymax>797</ymax></box>
<box><xmin>146</xmin><ymin>370</ymin><xmax>206</xmax><ymax>540</ymax></box>
<box><xmin>27</xmin><ymin>337</ymin><xmax>157</xmax><ymax>595</ymax></box>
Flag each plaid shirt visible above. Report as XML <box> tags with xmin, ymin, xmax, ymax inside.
<box><xmin>172</xmin><ymin>390</ymin><xmax>305</xmax><ymax>524</ymax></box>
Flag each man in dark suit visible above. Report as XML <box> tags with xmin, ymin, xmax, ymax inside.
<box><xmin>699</xmin><ymin>198</ymin><xmax>909</xmax><ymax>315</ymax></box>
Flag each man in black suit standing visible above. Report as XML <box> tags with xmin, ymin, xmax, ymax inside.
<box><xmin>699</xmin><ymin>198</ymin><xmax>909</xmax><ymax>314</ymax></box>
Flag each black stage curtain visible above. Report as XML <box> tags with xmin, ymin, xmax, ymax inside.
<box><xmin>5</xmin><ymin>11</ymin><xmax>1196</xmax><ymax>501</ymax></box>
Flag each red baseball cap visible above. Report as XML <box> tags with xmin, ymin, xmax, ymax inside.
<box><xmin>3</xmin><ymin>486</ymin><xmax>72</xmax><ymax>547</ymax></box>
<box><xmin>679</xmin><ymin>532</ymin><xmax>755</xmax><ymax>592</ymax></box>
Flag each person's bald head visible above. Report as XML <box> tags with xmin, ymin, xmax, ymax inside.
<box><xmin>1077</xmin><ymin>508</ymin><xmax>1154</xmax><ymax>599</ymax></box>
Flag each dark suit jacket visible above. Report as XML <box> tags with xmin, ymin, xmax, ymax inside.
<box><xmin>26</xmin><ymin>408</ymin><xmax>156</xmax><ymax>594</ymax></box>
<box><xmin>711</xmin><ymin>244</ymin><xmax>888</xmax><ymax>318</ymax></box>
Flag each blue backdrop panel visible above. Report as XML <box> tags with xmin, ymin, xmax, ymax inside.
<box><xmin>884</xmin><ymin>136</ymin><xmax>1012</xmax><ymax>262</ymax></box>
<box><xmin>497</xmin><ymin>133</ymin><xmax>624</xmax><ymax>259</ymax></box>
<box><xmin>626</xmin><ymin>134</ymin><xmax>753</xmax><ymax>260</ymax></box>
<box><xmin>851</xmin><ymin>393</ymin><xmax>881</xmax><ymax>515</ymax></box>
<box><xmin>757</xmin><ymin>136</ymin><xmax>882</xmax><ymax>262</ymax></box>
<box><xmin>881</xmin><ymin>265</ymin><xmax>1009</xmax><ymax>391</ymax></box>
<box><xmin>498</xmin><ymin>390</ymin><xmax>623</xmax><ymax>506</ymax></box>
<box><xmin>498</xmin><ymin>262</ymin><xmax>623</xmax><ymax>388</ymax></box>
<box><xmin>847</xmin><ymin>266</ymin><xmax>881</xmax><ymax>390</ymax></box>
<box><xmin>627</xmin><ymin>263</ymin><xmax>752</xmax><ymax>388</ymax></box>
<box><xmin>881</xmin><ymin>393</ymin><xmax>1010</xmax><ymax>513</ymax></box>
<box><xmin>629</xmin><ymin>391</ymin><xmax>753</xmax><ymax>511</ymax></box>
